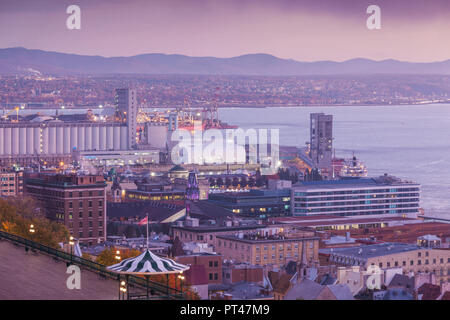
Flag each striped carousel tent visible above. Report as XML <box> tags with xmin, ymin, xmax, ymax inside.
<box><xmin>107</xmin><ymin>249</ymin><xmax>189</xmax><ymax>275</ymax></box>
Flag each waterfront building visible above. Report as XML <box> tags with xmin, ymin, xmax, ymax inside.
<box><xmin>25</xmin><ymin>173</ymin><xmax>107</xmax><ymax>245</ymax></box>
<box><xmin>291</xmin><ymin>174</ymin><xmax>420</xmax><ymax>217</ymax></box>
<box><xmin>207</xmin><ymin>189</ymin><xmax>291</xmax><ymax>218</ymax></box>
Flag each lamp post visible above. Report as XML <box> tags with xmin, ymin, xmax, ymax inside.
<box><xmin>69</xmin><ymin>236</ymin><xmax>74</xmax><ymax>264</ymax></box>
<box><xmin>29</xmin><ymin>224</ymin><xmax>35</xmax><ymax>235</ymax></box>
<box><xmin>119</xmin><ymin>280</ymin><xmax>127</xmax><ymax>300</ymax></box>
<box><xmin>178</xmin><ymin>273</ymin><xmax>185</xmax><ymax>296</ymax></box>
<box><xmin>115</xmin><ymin>250</ymin><xmax>121</xmax><ymax>262</ymax></box>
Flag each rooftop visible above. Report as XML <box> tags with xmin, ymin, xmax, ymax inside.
<box><xmin>293</xmin><ymin>175</ymin><xmax>419</xmax><ymax>191</ymax></box>
<box><xmin>320</xmin><ymin>242</ymin><xmax>422</xmax><ymax>259</ymax></box>
<box><xmin>217</xmin><ymin>233</ymin><xmax>319</xmax><ymax>244</ymax></box>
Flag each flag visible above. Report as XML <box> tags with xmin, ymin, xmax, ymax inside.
<box><xmin>138</xmin><ymin>216</ymin><xmax>148</xmax><ymax>226</ymax></box>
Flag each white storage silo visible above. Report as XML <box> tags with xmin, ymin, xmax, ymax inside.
<box><xmin>78</xmin><ymin>125</ymin><xmax>85</xmax><ymax>151</ymax></box>
<box><xmin>106</xmin><ymin>126</ymin><xmax>113</xmax><ymax>150</ymax></box>
<box><xmin>42</xmin><ymin>126</ymin><xmax>49</xmax><ymax>154</ymax></box>
<box><xmin>113</xmin><ymin>126</ymin><xmax>121</xmax><ymax>150</ymax></box>
<box><xmin>4</xmin><ymin>127</ymin><xmax>11</xmax><ymax>155</ymax></box>
<box><xmin>12</xmin><ymin>127</ymin><xmax>19</xmax><ymax>155</ymax></box>
<box><xmin>99</xmin><ymin>125</ymin><xmax>106</xmax><ymax>151</ymax></box>
<box><xmin>120</xmin><ymin>126</ymin><xmax>128</xmax><ymax>150</ymax></box>
<box><xmin>146</xmin><ymin>124</ymin><xmax>168</xmax><ymax>149</ymax></box>
<box><xmin>0</xmin><ymin>128</ymin><xmax>4</xmax><ymax>155</ymax></box>
<box><xmin>48</xmin><ymin>126</ymin><xmax>56</xmax><ymax>154</ymax></box>
<box><xmin>56</xmin><ymin>126</ymin><xmax>64</xmax><ymax>154</ymax></box>
<box><xmin>70</xmin><ymin>126</ymin><xmax>78</xmax><ymax>151</ymax></box>
<box><xmin>26</xmin><ymin>127</ymin><xmax>34</xmax><ymax>154</ymax></box>
<box><xmin>85</xmin><ymin>125</ymin><xmax>92</xmax><ymax>151</ymax></box>
<box><xmin>34</xmin><ymin>127</ymin><xmax>40</xmax><ymax>154</ymax></box>
<box><xmin>92</xmin><ymin>125</ymin><xmax>99</xmax><ymax>150</ymax></box>
<box><xmin>63</xmin><ymin>126</ymin><xmax>71</xmax><ymax>154</ymax></box>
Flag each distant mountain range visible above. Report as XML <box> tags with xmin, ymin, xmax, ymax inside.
<box><xmin>1</xmin><ymin>47</ymin><xmax>450</xmax><ymax>76</ymax></box>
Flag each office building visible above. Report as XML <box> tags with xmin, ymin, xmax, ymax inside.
<box><xmin>291</xmin><ymin>174</ymin><xmax>420</xmax><ymax>217</ymax></box>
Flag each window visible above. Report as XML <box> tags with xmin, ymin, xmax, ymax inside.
<box><xmin>214</xmin><ymin>261</ymin><xmax>218</xmax><ymax>267</ymax></box>
<box><xmin>88</xmin><ymin>201</ymin><xmax>92</xmax><ymax>208</ymax></box>
<box><xmin>209</xmin><ymin>273</ymin><xmax>213</xmax><ymax>280</ymax></box>
<box><xmin>214</xmin><ymin>273</ymin><xmax>218</xmax><ymax>280</ymax></box>
<box><xmin>79</xmin><ymin>192</ymin><xmax>82</xmax><ymax>197</ymax></box>
<box><xmin>209</xmin><ymin>261</ymin><xmax>213</xmax><ymax>267</ymax></box>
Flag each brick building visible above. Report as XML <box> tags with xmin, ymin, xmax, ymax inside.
<box><xmin>0</xmin><ymin>168</ymin><xmax>23</xmax><ymax>197</ymax></box>
<box><xmin>176</xmin><ymin>253</ymin><xmax>222</xmax><ymax>284</ymax></box>
<box><xmin>25</xmin><ymin>173</ymin><xmax>107</xmax><ymax>245</ymax></box>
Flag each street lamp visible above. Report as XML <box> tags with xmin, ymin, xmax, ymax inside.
<box><xmin>178</xmin><ymin>273</ymin><xmax>185</xmax><ymax>294</ymax></box>
<box><xmin>29</xmin><ymin>224</ymin><xmax>35</xmax><ymax>234</ymax></box>
<box><xmin>115</xmin><ymin>250</ymin><xmax>121</xmax><ymax>261</ymax></box>
<box><xmin>69</xmin><ymin>236</ymin><xmax>74</xmax><ymax>264</ymax></box>
<box><xmin>119</xmin><ymin>280</ymin><xmax>127</xmax><ymax>300</ymax></box>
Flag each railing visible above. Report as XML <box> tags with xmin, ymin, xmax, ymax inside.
<box><xmin>0</xmin><ymin>230</ymin><xmax>185</xmax><ymax>299</ymax></box>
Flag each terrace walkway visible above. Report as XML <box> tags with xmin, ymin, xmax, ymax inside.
<box><xmin>0</xmin><ymin>240</ymin><xmax>117</xmax><ymax>300</ymax></box>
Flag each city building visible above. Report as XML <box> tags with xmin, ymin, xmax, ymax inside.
<box><xmin>319</xmin><ymin>242</ymin><xmax>450</xmax><ymax>285</ymax></box>
<box><xmin>115</xmin><ymin>88</ymin><xmax>138</xmax><ymax>149</ymax></box>
<box><xmin>207</xmin><ymin>189</ymin><xmax>291</xmax><ymax>218</ymax></box>
<box><xmin>124</xmin><ymin>181</ymin><xmax>186</xmax><ymax>202</ymax></box>
<box><xmin>309</xmin><ymin>113</ymin><xmax>333</xmax><ymax>178</ymax></box>
<box><xmin>176</xmin><ymin>253</ymin><xmax>223</xmax><ymax>284</ymax></box>
<box><xmin>215</xmin><ymin>233</ymin><xmax>320</xmax><ymax>268</ymax></box>
<box><xmin>291</xmin><ymin>174</ymin><xmax>420</xmax><ymax>217</ymax></box>
<box><xmin>25</xmin><ymin>173</ymin><xmax>107</xmax><ymax>245</ymax></box>
<box><xmin>222</xmin><ymin>262</ymin><xmax>264</xmax><ymax>285</ymax></box>
<box><xmin>0</xmin><ymin>168</ymin><xmax>23</xmax><ymax>197</ymax></box>
<box><xmin>171</xmin><ymin>222</ymin><xmax>266</xmax><ymax>248</ymax></box>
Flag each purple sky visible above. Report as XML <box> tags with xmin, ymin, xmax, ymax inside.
<box><xmin>0</xmin><ymin>0</ymin><xmax>449</xmax><ymax>62</ymax></box>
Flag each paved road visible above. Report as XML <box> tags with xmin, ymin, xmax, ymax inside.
<box><xmin>0</xmin><ymin>240</ymin><xmax>118</xmax><ymax>300</ymax></box>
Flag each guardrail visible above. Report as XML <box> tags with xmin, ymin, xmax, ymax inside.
<box><xmin>0</xmin><ymin>230</ymin><xmax>184</xmax><ymax>299</ymax></box>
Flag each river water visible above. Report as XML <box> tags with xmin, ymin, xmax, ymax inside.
<box><xmin>219</xmin><ymin>104</ymin><xmax>450</xmax><ymax>219</ymax></box>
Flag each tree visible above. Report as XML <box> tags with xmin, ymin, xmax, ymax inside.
<box><xmin>0</xmin><ymin>197</ymin><xmax>69</xmax><ymax>248</ymax></box>
<box><xmin>96</xmin><ymin>247</ymin><xmax>141</xmax><ymax>266</ymax></box>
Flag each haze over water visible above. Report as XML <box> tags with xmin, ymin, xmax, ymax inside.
<box><xmin>220</xmin><ymin>104</ymin><xmax>450</xmax><ymax>219</ymax></box>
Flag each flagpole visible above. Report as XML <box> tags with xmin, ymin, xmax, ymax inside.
<box><xmin>146</xmin><ymin>213</ymin><xmax>149</xmax><ymax>251</ymax></box>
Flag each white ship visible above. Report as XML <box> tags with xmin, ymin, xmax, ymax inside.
<box><xmin>339</xmin><ymin>155</ymin><xmax>368</xmax><ymax>178</ymax></box>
